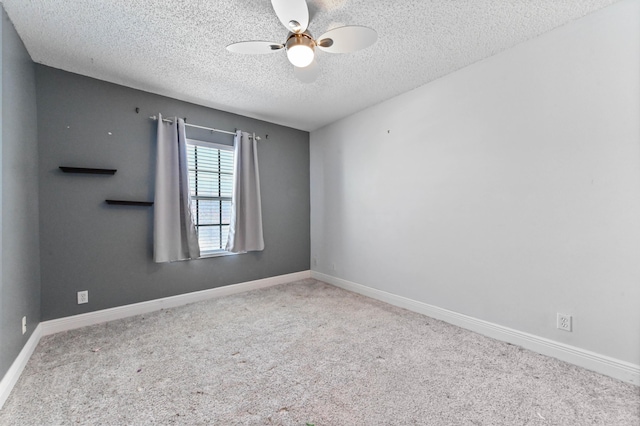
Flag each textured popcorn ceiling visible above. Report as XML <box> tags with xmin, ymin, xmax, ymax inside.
<box><xmin>1</xmin><ymin>0</ymin><xmax>620</xmax><ymax>131</ymax></box>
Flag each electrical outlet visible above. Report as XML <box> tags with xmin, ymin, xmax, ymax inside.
<box><xmin>557</xmin><ymin>313</ymin><xmax>572</xmax><ymax>331</ymax></box>
<box><xmin>22</xmin><ymin>316</ymin><xmax>27</xmax><ymax>335</ymax></box>
<box><xmin>77</xmin><ymin>290</ymin><xmax>89</xmax><ymax>304</ymax></box>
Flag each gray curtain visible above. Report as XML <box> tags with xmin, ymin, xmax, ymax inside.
<box><xmin>153</xmin><ymin>114</ymin><xmax>200</xmax><ymax>262</ymax></box>
<box><xmin>226</xmin><ymin>131</ymin><xmax>265</xmax><ymax>253</ymax></box>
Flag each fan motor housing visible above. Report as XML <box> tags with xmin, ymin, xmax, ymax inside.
<box><xmin>285</xmin><ymin>32</ymin><xmax>316</xmax><ymax>51</ymax></box>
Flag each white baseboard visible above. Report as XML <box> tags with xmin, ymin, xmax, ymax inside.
<box><xmin>0</xmin><ymin>270</ymin><xmax>310</xmax><ymax>410</ymax></box>
<box><xmin>42</xmin><ymin>270</ymin><xmax>311</xmax><ymax>336</ymax></box>
<box><xmin>311</xmin><ymin>271</ymin><xmax>640</xmax><ymax>386</ymax></box>
<box><xmin>0</xmin><ymin>324</ymin><xmax>43</xmax><ymax>409</ymax></box>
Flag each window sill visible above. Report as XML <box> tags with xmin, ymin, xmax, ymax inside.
<box><xmin>198</xmin><ymin>250</ymin><xmax>238</xmax><ymax>259</ymax></box>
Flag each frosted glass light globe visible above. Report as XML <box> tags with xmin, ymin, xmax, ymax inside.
<box><xmin>287</xmin><ymin>44</ymin><xmax>314</xmax><ymax>67</ymax></box>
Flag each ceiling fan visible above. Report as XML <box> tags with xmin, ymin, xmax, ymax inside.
<box><xmin>226</xmin><ymin>0</ymin><xmax>377</xmax><ymax>83</ymax></box>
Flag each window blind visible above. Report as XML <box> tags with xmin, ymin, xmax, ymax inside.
<box><xmin>186</xmin><ymin>140</ymin><xmax>234</xmax><ymax>255</ymax></box>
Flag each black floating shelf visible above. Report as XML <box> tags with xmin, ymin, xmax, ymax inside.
<box><xmin>105</xmin><ymin>200</ymin><xmax>154</xmax><ymax>207</ymax></box>
<box><xmin>60</xmin><ymin>166</ymin><xmax>117</xmax><ymax>175</ymax></box>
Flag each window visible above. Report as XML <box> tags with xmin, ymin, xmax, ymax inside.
<box><xmin>186</xmin><ymin>139</ymin><xmax>234</xmax><ymax>256</ymax></box>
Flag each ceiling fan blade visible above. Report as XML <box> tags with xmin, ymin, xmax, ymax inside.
<box><xmin>294</xmin><ymin>59</ymin><xmax>319</xmax><ymax>83</ymax></box>
<box><xmin>271</xmin><ymin>0</ymin><xmax>309</xmax><ymax>33</ymax></box>
<box><xmin>226</xmin><ymin>41</ymin><xmax>284</xmax><ymax>54</ymax></box>
<box><xmin>316</xmin><ymin>26</ymin><xmax>377</xmax><ymax>53</ymax></box>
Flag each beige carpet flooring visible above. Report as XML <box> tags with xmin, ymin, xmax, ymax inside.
<box><xmin>1</xmin><ymin>279</ymin><xmax>638</xmax><ymax>425</ymax></box>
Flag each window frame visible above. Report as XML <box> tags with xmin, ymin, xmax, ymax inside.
<box><xmin>186</xmin><ymin>138</ymin><xmax>235</xmax><ymax>258</ymax></box>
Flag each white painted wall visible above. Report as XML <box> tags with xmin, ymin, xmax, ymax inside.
<box><xmin>310</xmin><ymin>0</ymin><xmax>640</xmax><ymax>365</ymax></box>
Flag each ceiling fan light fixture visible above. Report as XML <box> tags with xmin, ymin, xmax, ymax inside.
<box><xmin>286</xmin><ymin>34</ymin><xmax>315</xmax><ymax>68</ymax></box>
<box><xmin>227</xmin><ymin>0</ymin><xmax>378</xmax><ymax>82</ymax></box>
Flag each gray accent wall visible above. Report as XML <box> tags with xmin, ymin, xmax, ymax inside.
<box><xmin>36</xmin><ymin>66</ymin><xmax>309</xmax><ymax>320</ymax></box>
<box><xmin>0</xmin><ymin>7</ymin><xmax>41</xmax><ymax>379</ymax></box>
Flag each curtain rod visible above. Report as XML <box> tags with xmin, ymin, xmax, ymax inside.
<box><xmin>149</xmin><ymin>115</ymin><xmax>261</xmax><ymax>140</ymax></box>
